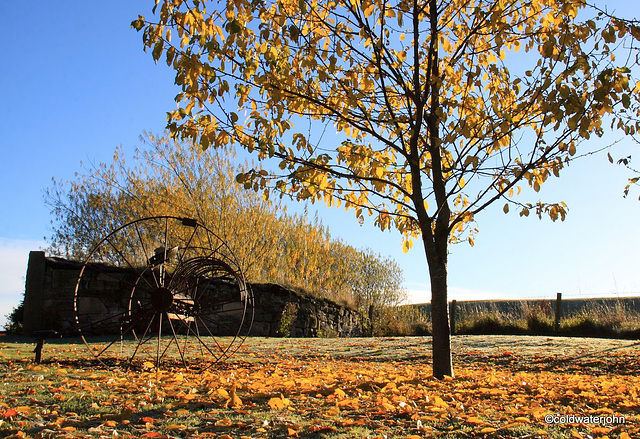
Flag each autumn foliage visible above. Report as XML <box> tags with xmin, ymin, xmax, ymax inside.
<box><xmin>0</xmin><ymin>336</ymin><xmax>638</xmax><ymax>438</ymax></box>
<box><xmin>44</xmin><ymin>134</ymin><xmax>406</xmax><ymax>315</ymax></box>
<box><xmin>133</xmin><ymin>0</ymin><xmax>640</xmax><ymax>378</ymax></box>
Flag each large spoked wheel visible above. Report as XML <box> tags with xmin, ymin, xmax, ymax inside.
<box><xmin>73</xmin><ymin>216</ymin><xmax>254</xmax><ymax>368</ymax></box>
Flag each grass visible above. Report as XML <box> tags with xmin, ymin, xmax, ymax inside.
<box><xmin>399</xmin><ymin>299</ymin><xmax>640</xmax><ymax>338</ymax></box>
<box><xmin>0</xmin><ymin>336</ymin><xmax>639</xmax><ymax>438</ymax></box>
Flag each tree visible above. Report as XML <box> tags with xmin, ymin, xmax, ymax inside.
<box><xmin>134</xmin><ymin>1</ymin><xmax>640</xmax><ymax>377</ymax></box>
<box><xmin>45</xmin><ymin>133</ymin><xmax>405</xmax><ymax>311</ymax></box>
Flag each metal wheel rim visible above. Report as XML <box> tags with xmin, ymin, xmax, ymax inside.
<box><xmin>73</xmin><ymin>215</ymin><xmax>254</xmax><ymax>368</ymax></box>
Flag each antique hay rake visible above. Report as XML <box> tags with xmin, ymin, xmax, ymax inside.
<box><xmin>69</xmin><ymin>215</ymin><xmax>254</xmax><ymax>369</ymax></box>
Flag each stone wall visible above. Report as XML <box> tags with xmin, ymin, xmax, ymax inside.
<box><xmin>251</xmin><ymin>283</ymin><xmax>364</xmax><ymax>337</ymax></box>
<box><xmin>22</xmin><ymin>251</ymin><xmax>365</xmax><ymax>337</ymax></box>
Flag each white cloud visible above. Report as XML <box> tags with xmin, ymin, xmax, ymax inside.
<box><xmin>0</xmin><ymin>238</ymin><xmax>45</xmax><ymax>328</ymax></box>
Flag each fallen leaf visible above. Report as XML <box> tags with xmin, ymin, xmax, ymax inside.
<box><xmin>268</xmin><ymin>394</ymin><xmax>291</xmax><ymax>410</ymax></box>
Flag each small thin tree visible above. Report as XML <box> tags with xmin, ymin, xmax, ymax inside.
<box><xmin>135</xmin><ymin>0</ymin><xmax>640</xmax><ymax>377</ymax></box>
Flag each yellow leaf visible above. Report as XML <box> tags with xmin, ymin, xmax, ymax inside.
<box><xmin>268</xmin><ymin>395</ymin><xmax>292</xmax><ymax>410</ymax></box>
<box><xmin>227</xmin><ymin>386</ymin><xmax>243</xmax><ymax>408</ymax></box>
<box><xmin>337</xmin><ymin>398</ymin><xmax>360</xmax><ymax>409</ymax></box>
<box><xmin>432</xmin><ymin>396</ymin><xmax>449</xmax><ymax>408</ymax></box>
<box><xmin>363</xmin><ymin>4</ymin><xmax>375</xmax><ymax>17</ymax></box>
<box><xmin>324</xmin><ymin>406</ymin><xmax>340</xmax><ymax>416</ymax></box>
<box><xmin>480</xmin><ymin>427</ymin><xmax>497</xmax><ymax>433</ymax></box>
<box><xmin>166</xmin><ymin>424</ymin><xmax>187</xmax><ymax>431</ymax></box>
<box><xmin>14</xmin><ymin>406</ymin><xmax>35</xmax><ymax>416</ymax></box>
<box><xmin>334</xmin><ymin>388</ymin><xmax>346</xmax><ymax>399</ymax></box>
<box><xmin>215</xmin><ymin>419</ymin><xmax>233</xmax><ymax>427</ymax></box>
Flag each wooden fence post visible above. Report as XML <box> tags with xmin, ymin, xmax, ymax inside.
<box><xmin>554</xmin><ymin>292</ymin><xmax>562</xmax><ymax>333</ymax></box>
<box><xmin>450</xmin><ymin>300</ymin><xmax>457</xmax><ymax>335</ymax></box>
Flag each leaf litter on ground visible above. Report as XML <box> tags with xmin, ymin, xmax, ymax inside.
<box><xmin>0</xmin><ymin>335</ymin><xmax>638</xmax><ymax>438</ymax></box>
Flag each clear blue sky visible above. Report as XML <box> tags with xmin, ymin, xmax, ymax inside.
<box><xmin>1</xmin><ymin>1</ymin><xmax>639</xmax><ymax>328</ymax></box>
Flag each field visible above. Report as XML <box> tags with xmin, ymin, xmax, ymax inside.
<box><xmin>0</xmin><ymin>335</ymin><xmax>638</xmax><ymax>438</ymax></box>
<box><xmin>407</xmin><ymin>297</ymin><xmax>640</xmax><ymax>339</ymax></box>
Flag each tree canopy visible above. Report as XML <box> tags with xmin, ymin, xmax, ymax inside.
<box><xmin>134</xmin><ymin>0</ymin><xmax>640</xmax><ymax>377</ymax></box>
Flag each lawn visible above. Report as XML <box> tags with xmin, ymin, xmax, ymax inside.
<box><xmin>0</xmin><ymin>335</ymin><xmax>638</xmax><ymax>438</ymax></box>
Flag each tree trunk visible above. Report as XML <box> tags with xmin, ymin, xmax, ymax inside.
<box><xmin>428</xmin><ymin>255</ymin><xmax>452</xmax><ymax>378</ymax></box>
<box><xmin>421</xmin><ymin>226</ymin><xmax>453</xmax><ymax>379</ymax></box>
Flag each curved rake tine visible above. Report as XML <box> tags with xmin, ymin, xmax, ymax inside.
<box><xmin>196</xmin><ymin>314</ymin><xmax>243</xmax><ymax>360</ymax></box>
<box><xmin>193</xmin><ymin>315</ymin><xmax>228</xmax><ymax>360</ymax></box>
<box><xmin>167</xmin><ymin>310</ymin><xmax>212</xmax><ymax>362</ymax></box>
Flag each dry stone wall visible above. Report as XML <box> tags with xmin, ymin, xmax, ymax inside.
<box><xmin>22</xmin><ymin>251</ymin><xmax>365</xmax><ymax>337</ymax></box>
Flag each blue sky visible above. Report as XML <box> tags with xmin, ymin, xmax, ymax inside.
<box><xmin>1</xmin><ymin>1</ymin><xmax>639</xmax><ymax>328</ymax></box>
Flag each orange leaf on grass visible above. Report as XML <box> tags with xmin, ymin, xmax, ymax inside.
<box><xmin>268</xmin><ymin>394</ymin><xmax>291</xmax><ymax>410</ymax></box>
<box><xmin>0</xmin><ymin>409</ymin><xmax>18</xmax><ymax>419</ymax></box>
<box><xmin>140</xmin><ymin>433</ymin><xmax>168</xmax><ymax>438</ymax></box>
<box><xmin>215</xmin><ymin>418</ymin><xmax>233</xmax><ymax>427</ymax></box>
<box><xmin>333</xmin><ymin>388</ymin><xmax>346</xmax><ymax>399</ymax></box>
<box><xmin>226</xmin><ymin>385</ymin><xmax>242</xmax><ymax>409</ymax></box>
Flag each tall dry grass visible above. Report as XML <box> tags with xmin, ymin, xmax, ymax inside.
<box><xmin>387</xmin><ymin>299</ymin><xmax>640</xmax><ymax>338</ymax></box>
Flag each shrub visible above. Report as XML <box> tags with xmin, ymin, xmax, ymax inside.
<box><xmin>3</xmin><ymin>300</ymin><xmax>24</xmax><ymax>334</ymax></box>
<box><xmin>277</xmin><ymin>302</ymin><xmax>298</xmax><ymax>337</ymax></box>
